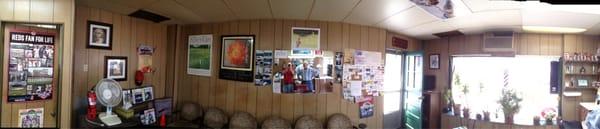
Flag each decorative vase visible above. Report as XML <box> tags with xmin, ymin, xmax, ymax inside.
<box><xmin>462</xmin><ymin>108</ymin><xmax>470</xmax><ymax>118</ymax></box>
<box><xmin>453</xmin><ymin>104</ymin><xmax>461</xmax><ymax>116</ymax></box>
<box><xmin>545</xmin><ymin>119</ymin><xmax>553</xmax><ymax>125</ymax></box>
<box><xmin>504</xmin><ymin>114</ymin><xmax>514</xmax><ymax>124</ymax></box>
<box><xmin>483</xmin><ymin>112</ymin><xmax>490</xmax><ymax>121</ymax></box>
<box><xmin>476</xmin><ymin>114</ymin><xmax>482</xmax><ymax>120</ymax></box>
<box><xmin>533</xmin><ymin>117</ymin><xmax>540</xmax><ymax>126</ymax></box>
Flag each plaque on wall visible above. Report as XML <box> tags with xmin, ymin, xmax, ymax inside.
<box><xmin>219</xmin><ymin>35</ymin><xmax>255</xmax><ymax>82</ymax></box>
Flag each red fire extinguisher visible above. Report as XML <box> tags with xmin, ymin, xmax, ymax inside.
<box><xmin>87</xmin><ymin>90</ymin><xmax>98</xmax><ymax>120</ymax></box>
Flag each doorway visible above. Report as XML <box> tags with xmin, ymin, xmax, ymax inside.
<box><xmin>383</xmin><ymin>49</ymin><xmax>403</xmax><ymax>129</ymax></box>
<box><xmin>1</xmin><ymin>22</ymin><xmax>61</xmax><ymax>128</ymax></box>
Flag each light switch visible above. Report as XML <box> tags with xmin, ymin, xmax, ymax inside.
<box><xmin>83</xmin><ymin>64</ymin><xmax>88</xmax><ymax>72</ymax></box>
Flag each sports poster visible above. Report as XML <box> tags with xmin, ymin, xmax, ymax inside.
<box><xmin>18</xmin><ymin>108</ymin><xmax>44</xmax><ymax>128</ymax></box>
<box><xmin>8</xmin><ymin>31</ymin><xmax>55</xmax><ymax>102</ymax></box>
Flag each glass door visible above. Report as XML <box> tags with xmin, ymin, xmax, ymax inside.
<box><xmin>383</xmin><ymin>50</ymin><xmax>403</xmax><ymax>129</ymax></box>
<box><xmin>403</xmin><ymin>51</ymin><xmax>423</xmax><ymax>129</ymax></box>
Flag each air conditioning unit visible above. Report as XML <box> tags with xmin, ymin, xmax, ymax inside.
<box><xmin>483</xmin><ymin>31</ymin><xmax>514</xmax><ymax>52</ymax></box>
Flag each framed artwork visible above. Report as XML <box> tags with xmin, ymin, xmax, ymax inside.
<box><xmin>429</xmin><ymin>54</ymin><xmax>440</xmax><ymax>69</ymax></box>
<box><xmin>578</xmin><ymin>79</ymin><xmax>588</xmax><ymax>87</ymax></box>
<box><xmin>87</xmin><ymin>21</ymin><xmax>113</xmax><ymax>49</ymax></box>
<box><xmin>219</xmin><ymin>35</ymin><xmax>255</xmax><ymax>82</ymax></box>
<box><xmin>291</xmin><ymin>27</ymin><xmax>320</xmax><ymax>50</ymax></box>
<box><xmin>104</xmin><ymin>56</ymin><xmax>127</xmax><ymax>81</ymax></box>
<box><xmin>188</xmin><ymin>34</ymin><xmax>213</xmax><ymax>76</ymax></box>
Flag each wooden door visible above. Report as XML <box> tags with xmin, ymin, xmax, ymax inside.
<box><xmin>2</xmin><ymin>23</ymin><xmax>59</xmax><ymax>128</ymax></box>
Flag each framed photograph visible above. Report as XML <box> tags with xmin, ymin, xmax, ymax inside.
<box><xmin>140</xmin><ymin>108</ymin><xmax>156</xmax><ymax>125</ymax></box>
<box><xmin>291</xmin><ymin>27</ymin><xmax>320</xmax><ymax>50</ymax></box>
<box><xmin>122</xmin><ymin>89</ymin><xmax>132</xmax><ymax>109</ymax></box>
<box><xmin>132</xmin><ymin>88</ymin><xmax>144</xmax><ymax>104</ymax></box>
<box><xmin>87</xmin><ymin>21</ymin><xmax>113</xmax><ymax>49</ymax></box>
<box><xmin>578</xmin><ymin>79</ymin><xmax>588</xmax><ymax>87</ymax></box>
<box><xmin>429</xmin><ymin>54</ymin><xmax>440</xmax><ymax>69</ymax></box>
<box><xmin>104</xmin><ymin>56</ymin><xmax>127</xmax><ymax>81</ymax></box>
<box><xmin>143</xmin><ymin>86</ymin><xmax>154</xmax><ymax>101</ymax></box>
<box><xmin>18</xmin><ymin>108</ymin><xmax>44</xmax><ymax>128</ymax></box>
<box><xmin>219</xmin><ymin>35</ymin><xmax>255</xmax><ymax>82</ymax></box>
<box><xmin>188</xmin><ymin>34</ymin><xmax>213</xmax><ymax>76</ymax></box>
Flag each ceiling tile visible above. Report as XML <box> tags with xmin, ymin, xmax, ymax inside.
<box><xmin>376</xmin><ymin>6</ymin><xmax>438</xmax><ymax>31</ymax></box>
<box><xmin>175</xmin><ymin>0</ymin><xmax>234</xmax><ymax>22</ymax></box>
<box><xmin>522</xmin><ymin>9</ymin><xmax>600</xmax><ymax>29</ymax></box>
<box><xmin>446</xmin><ymin>10</ymin><xmax>521</xmax><ymax>30</ymax></box>
<box><xmin>224</xmin><ymin>0</ymin><xmax>272</xmax><ymax>19</ymax></box>
<box><xmin>462</xmin><ymin>0</ymin><xmax>522</xmax><ymax>12</ymax></box>
<box><xmin>399</xmin><ymin>20</ymin><xmax>456</xmax><ymax>38</ymax></box>
<box><xmin>111</xmin><ymin>0</ymin><xmax>159</xmax><ymax>10</ymax></box>
<box><xmin>458</xmin><ymin>25</ymin><xmax>522</xmax><ymax>34</ymax></box>
<box><xmin>77</xmin><ymin>0</ymin><xmax>137</xmax><ymax>15</ymax></box>
<box><xmin>343</xmin><ymin>0</ymin><xmax>414</xmax><ymax>25</ymax></box>
<box><xmin>309</xmin><ymin>0</ymin><xmax>359</xmax><ymax>21</ymax></box>
<box><xmin>270</xmin><ymin>0</ymin><xmax>313</xmax><ymax>20</ymax></box>
<box><xmin>146</xmin><ymin>0</ymin><xmax>204</xmax><ymax>23</ymax></box>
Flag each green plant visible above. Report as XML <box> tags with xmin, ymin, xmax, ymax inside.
<box><xmin>443</xmin><ymin>88</ymin><xmax>453</xmax><ymax>105</ymax></box>
<box><xmin>498</xmin><ymin>87</ymin><xmax>523</xmax><ymax>118</ymax></box>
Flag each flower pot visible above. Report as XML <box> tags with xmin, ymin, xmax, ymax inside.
<box><xmin>453</xmin><ymin>104</ymin><xmax>461</xmax><ymax>116</ymax></box>
<box><xmin>533</xmin><ymin>117</ymin><xmax>540</xmax><ymax>126</ymax></box>
<box><xmin>483</xmin><ymin>112</ymin><xmax>490</xmax><ymax>121</ymax></box>
<box><xmin>504</xmin><ymin>114</ymin><xmax>514</xmax><ymax>124</ymax></box>
<box><xmin>462</xmin><ymin>108</ymin><xmax>470</xmax><ymax>118</ymax></box>
<box><xmin>545</xmin><ymin>119</ymin><xmax>553</xmax><ymax>125</ymax></box>
<box><xmin>476</xmin><ymin>114</ymin><xmax>483</xmax><ymax>120</ymax></box>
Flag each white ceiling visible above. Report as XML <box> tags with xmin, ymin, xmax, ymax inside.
<box><xmin>77</xmin><ymin>0</ymin><xmax>600</xmax><ymax>40</ymax></box>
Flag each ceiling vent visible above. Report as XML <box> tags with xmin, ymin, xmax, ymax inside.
<box><xmin>433</xmin><ymin>30</ymin><xmax>464</xmax><ymax>38</ymax></box>
<box><xmin>483</xmin><ymin>31</ymin><xmax>514</xmax><ymax>52</ymax></box>
<box><xmin>128</xmin><ymin>9</ymin><xmax>170</xmax><ymax>23</ymax></box>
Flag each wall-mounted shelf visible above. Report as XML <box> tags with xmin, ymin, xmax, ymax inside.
<box><xmin>564</xmin><ymin>73</ymin><xmax>599</xmax><ymax>76</ymax></box>
<box><xmin>564</xmin><ymin>86</ymin><xmax>597</xmax><ymax>90</ymax></box>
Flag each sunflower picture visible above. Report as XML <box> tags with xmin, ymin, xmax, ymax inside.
<box><xmin>221</xmin><ymin>36</ymin><xmax>254</xmax><ymax>71</ymax></box>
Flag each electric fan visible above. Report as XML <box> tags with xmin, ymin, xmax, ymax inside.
<box><xmin>95</xmin><ymin>78</ymin><xmax>123</xmax><ymax>126</ymax></box>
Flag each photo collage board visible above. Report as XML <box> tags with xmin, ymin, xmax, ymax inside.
<box><xmin>341</xmin><ymin>49</ymin><xmax>384</xmax><ymax>104</ymax></box>
<box><xmin>8</xmin><ymin>31</ymin><xmax>55</xmax><ymax>102</ymax></box>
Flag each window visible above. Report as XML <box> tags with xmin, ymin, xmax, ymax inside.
<box><xmin>451</xmin><ymin>56</ymin><xmax>559</xmax><ymax>125</ymax></box>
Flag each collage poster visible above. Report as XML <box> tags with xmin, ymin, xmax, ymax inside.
<box><xmin>358</xmin><ymin>96</ymin><xmax>374</xmax><ymax>118</ymax></box>
<box><xmin>255</xmin><ymin>50</ymin><xmax>273</xmax><ymax>86</ymax></box>
<box><xmin>18</xmin><ymin>108</ymin><xmax>44</xmax><ymax>128</ymax></box>
<box><xmin>334</xmin><ymin>52</ymin><xmax>343</xmax><ymax>83</ymax></box>
<box><xmin>8</xmin><ymin>32</ymin><xmax>55</xmax><ymax>102</ymax></box>
<box><xmin>341</xmin><ymin>49</ymin><xmax>384</xmax><ymax>103</ymax></box>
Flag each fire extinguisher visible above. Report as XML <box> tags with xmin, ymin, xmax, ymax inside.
<box><xmin>87</xmin><ymin>90</ymin><xmax>98</xmax><ymax>120</ymax></box>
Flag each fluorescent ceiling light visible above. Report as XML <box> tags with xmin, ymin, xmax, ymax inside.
<box><xmin>450</xmin><ymin>0</ymin><xmax>471</xmax><ymax>17</ymax></box>
<box><xmin>522</xmin><ymin>26</ymin><xmax>586</xmax><ymax>33</ymax></box>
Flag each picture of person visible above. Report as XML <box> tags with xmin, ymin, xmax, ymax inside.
<box><xmin>296</xmin><ymin>61</ymin><xmax>320</xmax><ymax>92</ymax></box>
<box><xmin>291</xmin><ymin>27</ymin><xmax>320</xmax><ymax>50</ymax></box>
<box><xmin>88</xmin><ymin>21</ymin><xmax>112</xmax><ymax>49</ymax></box>
<box><xmin>105</xmin><ymin>56</ymin><xmax>127</xmax><ymax>81</ymax></box>
<box><xmin>282</xmin><ymin>63</ymin><xmax>295</xmax><ymax>93</ymax></box>
<box><xmin>109</xmin><ymin>62</ymin><xmax>122</xmax><ymax>76</ymax></box>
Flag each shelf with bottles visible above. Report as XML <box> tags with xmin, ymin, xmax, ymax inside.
<box><xmin>564</xmin><ymin>77</ymin><xmax>600</xmax><ymax>89</ymax></box>
<box><xmin>563</xmin><ymin>52</ymin><xmax>599</xmax><ymax>62</ymax></box>
<box><xmin>564</xmin><ymin>64</ymin><xmax>599</xmax><ymax>75</ymax></box>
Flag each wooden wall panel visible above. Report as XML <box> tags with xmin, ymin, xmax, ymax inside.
<box><xmin>173</xmin><ymin>20</ymin><xmax>421</xmax><ymax>128</ymax></box>
<box><xmin>1</xmin><ymin>0</ymin><xmax>74</xmax><ymax>127</ymax></box>
<box><xmin>70</xmin><ymin>5</ymin><xmax>168</xmax><ymax>127</ymax></box>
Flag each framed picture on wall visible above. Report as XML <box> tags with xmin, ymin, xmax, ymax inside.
<box><xmin>87</xmin><ymin>21</ymin><xmax>113</xmax><ymax>50</ymax></box>
<box><xmin>188</xmin><ymin>34</ymin><xmax>213</xmax><ymax>76</ymax></box>
<box><xmin>429</xmin><ymin>54</ymin><xmax>440</xmax><ymax>69</ymax></box>
<box><xmin>291</xmin><ymin>27</ymin><xmax>320</xmax><ymax>50</ymax></box>
<box><xmin>105</xmin><ymin>56</ymin><xmax>127</xmax><ymax>81</ymax></box>
<box><xmin>219</xmin><ymin>35</ymin><xmax>255</xmax><ymax>82</ymax></box>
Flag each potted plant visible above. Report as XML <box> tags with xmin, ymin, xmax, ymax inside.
<box><xmin>459</xmin><ymin>82</ymin><xmax>470</xmax><ymax>119</ymax></box>
<box><xmin>533</xmin><ymin>116</ymin><xmax>541</xmax><ymax>126</ymax></box>
<box><xmin>498</xmin><ymin>87</ymin><xmax>522</xmax><ymax>124</ymax></box>
<box><xmin>541</xmin><ymin>108</ymin><xmax>557</xmax><ymax>125</ymax></box>
<box><xmin>476</xmin><ymin>113</ymin><xmax>483</xmax><ymax>120</ymax></box>
<box><xmin>453</xmin><ymin>104</ymin><xmax>461</xmax><ymax>116</ymax></box>
<box><xmin>442</xmin><ymin>88</ymin><xmax>453</xmax><ymax>114</ymax></box>
<box><xmin>463</xmin><ymin>108</ymin><xmax>470</xmax><ymax>118</ymax></box>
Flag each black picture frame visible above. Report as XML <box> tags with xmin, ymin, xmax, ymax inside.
<box><xmin>87</xmin><ymin>21</ymin><xmax>113</xmax><ymax>50</ymax></box>
<box><xmin>104</xmin><ymin>56</ymin><xmax>127</xmax><ymax>81</ymax></box>
<box><xmin>429</xmin><ymin>54</ymin><xmax>440</xmax><ymax>69</ymax></box>
<box><xmin>219</xmin><ymin>35</ymin><xmax>255</xmax><ymax>82</ymax></box>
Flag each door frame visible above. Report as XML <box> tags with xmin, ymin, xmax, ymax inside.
<box><xmin>0</xmin><ymin>22</ymin><xmax>63</xmax><ymax>128</ymax></box>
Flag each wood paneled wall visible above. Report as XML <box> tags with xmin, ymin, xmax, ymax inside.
<box><xmin>424</xmin><ymin>33</ymin><xmax>600</xmax><ymax>128</ymax></box>
<box><xmin>171</xmin><ymin>20</ymin><xmax>421</xmax><ymax>128</ymax></box>
<box><xmin>71</xmin><ymin>5</ymin><xmax>168</xmax><ymax>127</ymax></box>
<box><xmin>0</xmin><ymin>0</ymin><xmax>74</xmax><ymax>128</ymax></box>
